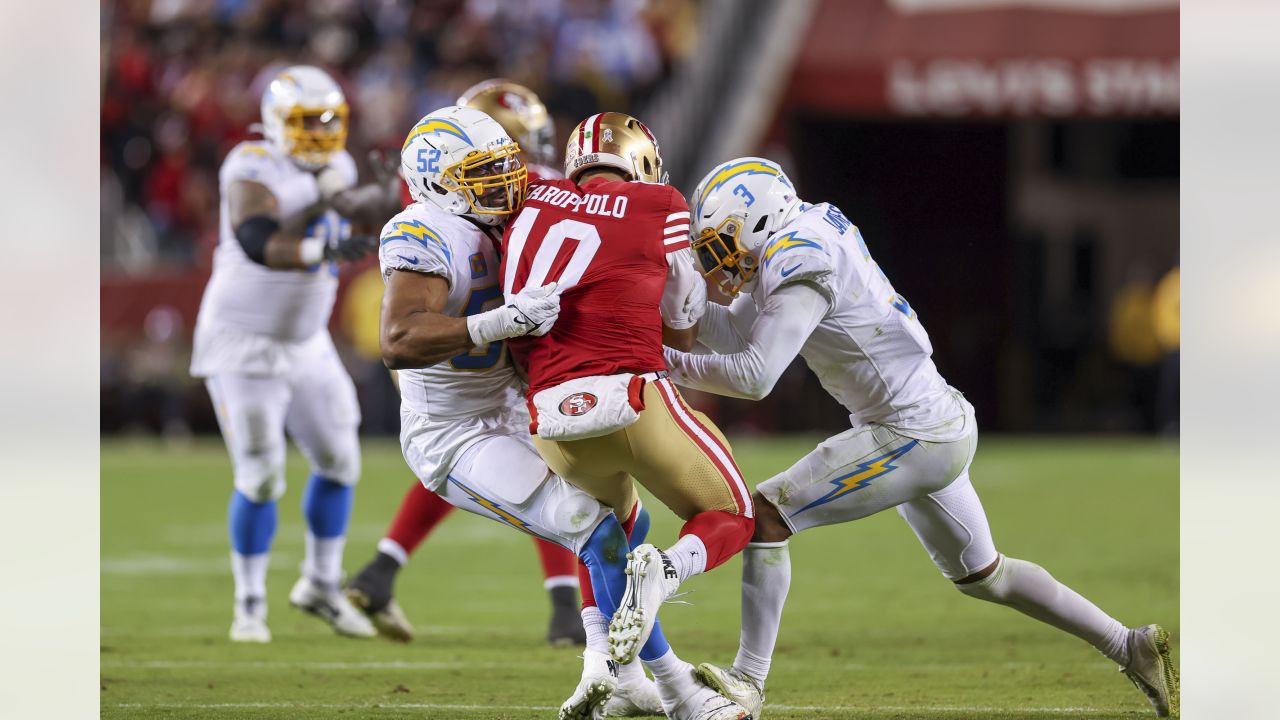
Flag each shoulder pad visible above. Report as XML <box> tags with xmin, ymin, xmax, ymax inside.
<box><xmin>757</xmin><ymin>230</ymin><xmax>836</xmax><ymax>301</ymax></box>
<box><xmin>378</xmin><ymin>206</ymin><xmax>460</xmax><ymax>279</ymax></box>
<box><xmin>220</xmin><ymin>142</ymin><xmax>279</xmax><ymax>185</ymax></box>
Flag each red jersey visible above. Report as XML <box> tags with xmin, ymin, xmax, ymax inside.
<box><xmin>501</xmin><ymin>176</ymin><xmax>692</xmax><ymax>396</ymax></box>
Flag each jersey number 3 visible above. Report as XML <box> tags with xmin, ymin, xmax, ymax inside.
<box><xmin>502</xmin><ymin>208</ymin><xmax>601</xmax><ymax>296</ymax></box>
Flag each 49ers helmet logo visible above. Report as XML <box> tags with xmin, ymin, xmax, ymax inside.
<box><xmin>559</xmin><ymin>392</ymin><xmax>598</xmax><ymax>416</ymax></box>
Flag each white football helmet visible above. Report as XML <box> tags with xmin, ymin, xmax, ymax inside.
<box><xmin>260</xmin><ymin>65</ymin><xmax>349</xmax><ymax>170</ymax></box>
<box><xmin>400</xmin><ymin>106</ymin><xmax>528</xmax><ymax>227</ymax></box>
<box><xmin>690</xmin><ymin>157</ymin><xmax>803</xmax><ymax>296</ymax></box>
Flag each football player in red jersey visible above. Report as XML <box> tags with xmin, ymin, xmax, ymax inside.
<box><xmin>344</xmin><ymin>80</ymin><xmax>590</xmax><ymax>648</ymax></box>
<box><xmin>501</xmin><ymin>112</ymin><xmax>754</xmax><ymax>720</ymax></box>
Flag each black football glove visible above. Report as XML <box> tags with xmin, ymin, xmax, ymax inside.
<box><xmin>323</xmin><ymin>234</ymin><xmax>378</xmax><ymax>262</ymax></box>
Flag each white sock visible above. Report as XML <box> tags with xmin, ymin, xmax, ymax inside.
<box><xmin>958</xmin><ymin>555</ymin><xmax>1133</xmax><ymax>665</ymax></box>
<box><xmin>231</xmin><ymin>551</ymin><xmax>269</xmax><ymax>611</ymax></box>
<box><xmin>377</xmin><ymin>537</ymin><xmax>409</xmax><ymax>567</ymax></box>
<box><xmin>304</xmin><ymin>533</ymin><xmax>346</xmax><ymax>592</ymax></box>
<box><xmin>581</xmin><ymin>606</ymin><xmax>609</xmax><ymax>655</ymax></box>
<box><xmin>732</xmin><ymin>541</ymin><xmax>790</xmax><ymax>686</ymax></box>
<box><xmin>643</xmin><ymin>647</ymin><xmax>699</xmax><ymax>713</ymax></box>
<box><xmin>665</xmin><ymin>535</ymin><xmax>707</xmax><ymax>583</ymax></box>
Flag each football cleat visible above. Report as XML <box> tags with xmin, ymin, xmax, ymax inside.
<box><xmin>670</xmin><ymin>683</ymin><xmax>752</xmax><ymax>720</ymax></box>
<box><xmin>604</xmin><ymin>671</ymin><xmax>664</xmax><ymax>717</ymax></box>
<box><xmin>229</xmin><ymin>597</ymin><xmax>271</xmax><ymax>643</ymax></box>
<box><xmin>610</xmin><ymin>544</ymin><xmax>680</xmax><ymax>664</ymax></box>
<box><xmin>695</xmin><ymin>663</ymin><xmax>764</xmax><ymax>719</ymax></box>
<box><xmin>559</xmin><ymin>650</ymin><xmax>618</xmax><ymax>720</ymax></box>
<box><xmin>289</xmin><ymin>576</ymin><xmax>377</xmax><ymax>638</ymax></box>
<box><xmin>1120</xmin><ymin>624</ymin><xmax>1179</xmax><ymax>717</ymax></box>
<box><xmin>345</xmin><ymin>587</ymin><xmax>414</xmax><ymax>642</ymax></box>
<box><xmin>346</xmin><ymin>551</ymin><xmax>413</xmax><ymax>642</ymax></box>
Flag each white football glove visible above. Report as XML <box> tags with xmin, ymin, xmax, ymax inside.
<box><xmin>467</xmin><ymin>283</ymin><xmax>561</xmax><ymax>345</ymax></box>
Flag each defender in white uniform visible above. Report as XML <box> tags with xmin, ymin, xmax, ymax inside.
<box><xmin>377</xmin><ymin>106</ymin><xmax>663</xmax><ymax>720</ymax></box>
<box><xmin>663</xmin><ymin>158</ymin><xmax>1178</xmax><ymax>718</ymax></box>
<box><xmin>192</xmin><ymin>65</ymin><xmax>390</xmax><ymax>643</ymax></box>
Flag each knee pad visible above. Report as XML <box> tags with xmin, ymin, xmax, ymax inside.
<box><xmin>309</xmin><ymin>440</ymin><xmax>361</xmax><ymax>487</ymax></box>
<box><xmin>234</xmin><ymin>463</ymin><xmax>286</xmax><ymax>503</ymax></box>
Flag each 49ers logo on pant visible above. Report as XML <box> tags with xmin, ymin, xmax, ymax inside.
<box><xmin>559</xmin><ymin>392</ymin><xmax>598</xmax><ymax>416</ymax></box>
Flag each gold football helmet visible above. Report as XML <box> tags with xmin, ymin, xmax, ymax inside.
<box><xmin>564</xmin><ymin>112</ymin><xmax>667</xmax><ymax>184</ymax></box>
<box><xmin>458</xmin><ymin>79</ymin><xmax>555</xmax><ymax>167</ymax></box>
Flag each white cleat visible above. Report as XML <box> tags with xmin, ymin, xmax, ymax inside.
<box><xmin>610</xmin><ymin>544</ymin><xmax>680</xmax><ymax>664</ymax></box>
<box><xmin>559</xmin><ymin>650</ymin><xmax>618</xmax><ymax>720</ymax></box>
<box><xmin>229</xmin><ymin>614</ymin><xmax>271</xmax><ymax>643</ymax></box>
<box><xmin>604</xmin><ymin>672</ymin><xmax>664</xmax><ymax>717</ymax></box>
<box><xmin>695</xmin><ymin>663</ymin><xmax>764</xmax><ymax>719</ymax></box>
<box><xmin>1120</xmin><ymin>624</ymin><xmax>1179</xmax><ymax>718</ymax></box>
<box><xmin>288</xmin><ymin>577</ymin><xmax>377</xmax><ymax>638</ymax></box>
<box><xmin>229</xmin><ymin>596</ymin><xmax>271</xmax><ymax>643</ymax></box>
<box><xmin>670</xmin><ymin>683</ymin><xmax>752</xmax><ymax>720</ymax></box>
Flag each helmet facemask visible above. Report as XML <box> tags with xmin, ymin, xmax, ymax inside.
<box><xmin>438</xmin><ymin>141</ymin><xmax>528</xmax><ymax>222</ymax></box>
<box><xmin>693</xmin><ymin>214</ymin><xmax>759</xmax><ymax>297</ymax></box>
<box><xmin>279</xmin><ymin>104</ymin><xmax>349</xmax><ymax>169</ymax></box>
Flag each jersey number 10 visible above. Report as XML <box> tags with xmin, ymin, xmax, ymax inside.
<box><xmin>502</xmin><ymin>208</ymin><xmax>602</xmax><ymax>296</ymax></box>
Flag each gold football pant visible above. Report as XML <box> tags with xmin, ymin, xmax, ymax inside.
<box><xmin>532</xmin><ymin>376</ymin><xmax>753</xmax><ymax>520</ymax></box>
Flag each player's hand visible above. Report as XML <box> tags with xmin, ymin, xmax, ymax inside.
<box><xmin>467</xmin><ymin>283</ymin><xmax>561</xmax><ymax>345</ymax></box>
<box><xmin>316</xmin><ymin>165</ymin><xmax>355</xmax><ymax>201</ymax></box>
<box><xmin>323</xmin><ymin>234</ymin><xmax>378</xmax><ymax>262</ymax></box>
<box><xmin>506</xmin><ymin>282</ymin><xmax>561</xmax><ymax>337</ymax></box>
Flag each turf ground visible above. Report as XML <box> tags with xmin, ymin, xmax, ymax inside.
<box><xmin>101</xmin><ymin>436</ymin><xmax>1177</xmax><ymax>720</ymax></box>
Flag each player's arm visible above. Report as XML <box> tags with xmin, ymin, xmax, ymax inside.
<box><xmin>227</xmin><ymin>180</ymin><xmax>328</xmax><ymax>269</ymax></box>
<box><xmin>323</xmin><ymin>150</ymin><xmax>403</xmax><ymax>228</ymax></box>
<box><xmin>695</xmin><ymin>294</ymin><xmax>759</xmax><ymax>354</ymax></box>
<box><xmin>380</xmin><ymin>270</ymin><xmax>562</xmax><ymax>370</ymax></box>
<box><xmin>659</xmin><ymin>209</ymin><xmax>705</xmax><ymax>351</ymax></box>
<box><xmin>664</xmin><ymin>283</ymin><xmax>828</xmax><ymax>400</ymax></box>
<box><xmin>380</xmin><ymin>271</ymin><xmax>475</xmax><ymax>369</ymax></box>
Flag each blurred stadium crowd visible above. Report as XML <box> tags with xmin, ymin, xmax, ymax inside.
<box><xmin>101</xmin><ymin>0</ymin><xmax>694</xmax><ymax>270</ymax></box>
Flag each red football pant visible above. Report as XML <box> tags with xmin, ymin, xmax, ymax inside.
<box><xmin>384</xmin><ymin>481</ymin><xmax>578</xmax><ymax>585</ymax></box>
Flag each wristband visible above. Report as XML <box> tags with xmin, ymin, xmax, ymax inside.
<box><xmin>466</xmin><ymin>306</ymin><xmax>512</xmax><ymax>346</ymax></box>
<box><xmin>298</xmin><ymin>237</ymin><xmax>326</xmax><ymax>267</ymax></box>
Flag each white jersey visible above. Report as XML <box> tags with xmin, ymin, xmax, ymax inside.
<box><xmin>378</xmin><ymin>203</ymin><xmax>523</xmax><ymax>422</ymax></box>
<box><xmin>751</xmin><ymin>203</ymin><xmax>968</xmax><ymax>438</ymax></box>
<box><xmin>195</xmin><ymin>141</ymin><xmax>356</xmax><ymax>344</ymax></box>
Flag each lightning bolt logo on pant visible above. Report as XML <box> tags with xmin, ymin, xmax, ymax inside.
<box><xmin>793</xmin><ymin>440</ymin><xmax>919</xmax><ymax>515</ymax></box>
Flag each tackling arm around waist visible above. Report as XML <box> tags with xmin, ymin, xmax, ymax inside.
<box><xmin>664</xmin><ymin>282</ymin><xmax>828</xmax><ymax>400</ymax></box>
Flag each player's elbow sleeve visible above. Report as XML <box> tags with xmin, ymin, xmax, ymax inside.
<box><xmin>234</xmin><ymin>215</ymin><xmax>281</xmax><ymax>265</ymax></box>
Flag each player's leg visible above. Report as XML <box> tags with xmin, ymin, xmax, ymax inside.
<box><xmin>606</xmin><ymin>378</ymin><xmax>756</xmax><ymax>665</ymax></box>
<box><xmin>898</xmin><ymin>469</ymin><xmax>1178</xmax><ymax>716</ymax></box>
<box><xmin>700</xmin><ymin>423</ymin><xmax>972</xmax><ymax>713</ymax></box>
<box><xmin>282</xmin><ymin>335</ymin><xmax>374</xmax><ymax>638</ymax></box>
<box><xmin>346</xmin><ymin>480</ymin><xmax>456</xmax><ymax>641</ymax></box>
<box><xmin>534</xmin><ymin>538</ymin><xmax>588</xmax><ymax>646</ymax></box>
<box><xmin>206</xmin><ymin>374</ymin><xmax>291</xmax><ymax>643</ymax></box>
<box><xmin>428</xmin><ymin>434</ymin><xmax>631</xmax><ymax>720</ymax></box>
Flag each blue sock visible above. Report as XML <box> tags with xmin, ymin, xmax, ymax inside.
<box><xmin>639</xmin><ymin>618</ymin><xmax>672</xmax><ymax>662</ymax></box>
<box><xmin>579</xmin><ymin>515</ymin><xmax>630</xmax><ymax>619</ymax></box>
<box><xmin>302</xmin><ymin>474</ymin><xmax>354</xmax><ymax>539</ymax></box>
<box><xmin>628</xmin><ymin>505</ymin><xmax>651</xmax><ymax>550</ymax></box>
<box><xmin>228</xmin><ymin>491</ymin><xmax>276</xmax><ymax>555</ymax></box>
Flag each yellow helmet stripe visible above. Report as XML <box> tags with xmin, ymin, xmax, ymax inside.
<box><xmin>402</xmin><ymin>118</ymin><xmax>474</xmax><ymax>152</ymax></box>
<box><xmin>696</xmin><ymin>160</ymin><xmax>783</xmax><ymax>215</ymax></box>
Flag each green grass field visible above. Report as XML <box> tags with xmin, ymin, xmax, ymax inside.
<box><xmin>102</xmin><ymin>436</ymin><xmax>1177</xmax><ymax>720</ymax></box>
